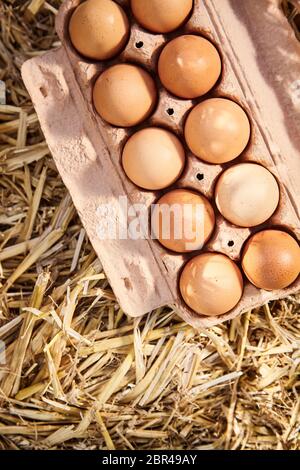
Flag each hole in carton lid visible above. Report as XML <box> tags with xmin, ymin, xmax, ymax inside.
<box><xmin>166</xmin><ymin>108</ymin><xmax>174</xmax><ymax>116</ymax></box>
<box><xmin>228</xmin><ymin>240</ymin><xmax>234</xmax><ymax>247</ymax></box>
<box><xmin>196</xmin><ymin>173</ymin><xmax>204</xmax><ymax>181</ymax></box>
<box><xmin>135</xmin><ymin>41</ymin><xmax>144</xmax><ymax>49</ymax></box>
<box><xmin>40</xmin><ymin>86</ymin><xmax>48</xmax><ymax>98</ymax></box>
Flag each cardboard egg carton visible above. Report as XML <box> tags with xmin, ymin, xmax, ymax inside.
<box><xmin>22</xmin><ymin>0</ymin><xmax>300</xmax><ymax>327</ymax></box>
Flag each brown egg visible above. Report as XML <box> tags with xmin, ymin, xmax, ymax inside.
<box><xmin>158</xmin><ymin>35</ymin><xmax>221</xmax><ymax>99</ymax></box>
<box><xmin>93</xmin><ymin>64</ymin><xmax>157</xmax><ymax>127</ymax></box>
<box><xmin>242</xmin><ymin>230</ymin><xmax>300</xmax><ymax>290</ymax></box>
<box><xmin>185</xmin><ymin>98</ymin><xmax>251</xmax><ymax>164</ymax></box>
<box><xmin>151</xmin><ymin>189</ymin><xmax>215</xmax><ymax>253</ymax></box>
<box><xmin>131</xmin><ymin>0</ymin><xmax>193</xmax><ymax>33</ymax></box>
<box><xmin>122</xmin><ymin>128</ymin><xmax>185</xmax><ymax>190</ymax></box>
<box><xmin>69</xmin><ymin>0</ymin><xmax>129</xmax><ymax>60</ymax></box>
<box><xmin>180</xmin><ymin>253</ymin><xmax>243</xmax><ymax>316</ymax></box>
<box><xmin>215</xmin><ymin>163</ymin><xmax>280</xmax><ymax>227</ymax></box>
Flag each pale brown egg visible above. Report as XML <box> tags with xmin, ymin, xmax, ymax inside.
<box><xmin>131</xmin><ymin>0</ymin><xmax>193</xmax><ymax>33</ymax></box>
<box><xmin>69</xmin><ymin>0</ymin><xmax>129</xmax><ymax>60</ymax></box>
<box><xmin>151</xmin><ymin>189</ymin><xmax>215</xmax><ymax>253</ymax></box>
<box><xmin>122</xmin><ymin>128</ymin><xmax>185</xmax><ymax>190</ymax></box>
<box><xmin>215</xmin><ymin>163</ymin><xmax>280</xmax><ymax>227</ymax></box>
<box><xmin>242</xmin><ymin>230</ymin><xmax>300</xmax><ymax>290</ymax></box>
<box><xmin>93</xmin><ymin>64</ymin><xmax>157</xmax><ymax>127</ymax></box>
<box><xmin>158</xmin><ymin>35</ymin><xmax>221</xmax><ymax>99</ymax></box>
<box><xmin>185</xmin><ymin>98</ymin><xmax>251</xmax><ymax>164</ymax></box>
<box><xmin>180</xmin><ymin>253</ymin><xmax>243</xmax><ymax>316</ymax></box>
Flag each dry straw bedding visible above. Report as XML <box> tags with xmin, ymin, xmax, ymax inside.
<box><xmin>0</xmin><ymin>0</ymin><xmax>300</xmax><ymax>451</ymax></box>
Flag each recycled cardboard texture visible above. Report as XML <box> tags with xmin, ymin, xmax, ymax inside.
<box><xmin>22</xmin><ymin>0</ymin><xmax>300</xmax><ymax>328</ymax></box>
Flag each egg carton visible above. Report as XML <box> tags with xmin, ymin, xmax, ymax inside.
<box><xmin>22</xmin><ymin>0</ymin><xmax>300</xmax><ymax>328</ymax></box>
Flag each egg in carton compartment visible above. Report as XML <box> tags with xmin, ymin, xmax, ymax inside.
<box><xmin>21</xmin><ymin>0</ymin><xmax>300</xmax><ymax>328</ymax></box>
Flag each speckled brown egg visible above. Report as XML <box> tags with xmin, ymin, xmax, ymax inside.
<box><xmin>151</xmin><ymin>189</ymin><xmax>215</xmax><ymax>253</ymax></box>
<box><xmin>180</xmin><ymin>253</ymin><xmax>243</xmax><ymax>316</ymax></box>
<box><xmin>185</xmin><ymin>98</ymin><xmax>251</xmax><ymax>164</ymax></box>
<box><xmin>122</xmin><ymin>128</ymin><xmax>185</xmax><ymax>190</ymax></box>
<box><xmin>158</xmin><ymin>35</ymin><xmax>221</xmax><ymax>99</ymax></box>
<box><xmin>93</xmin><ymin>64</ymin><xmax>157</xmax><ymax>127</ymax></box>
<box><xmin>215</xmin><ymin>163</ymin><xmax>280</xmax><ymax>227</ymax></box>
<box><xmin>131</xmin><ymin>0</ymin><xmax>193</xmax><ymax>33</ymax></box>
<box><xmin>69</xmin><ymin>0</ymin><xmax>129</xmax><ymax>60</ymax></box>
<box><xmin>242</xmin><ymin>230</ymin><xmax>300</xmax><ymax>290</ymax></box>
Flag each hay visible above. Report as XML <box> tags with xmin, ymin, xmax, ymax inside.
<box><xmin>0</xmin><ymin>0</ymin><xmax>299</xmax><ymax>451</ymax></box>
<box><xmin>282</xmin><ymin>0</ymin><xmax>300</xmax><ymax>40</ymax></box>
